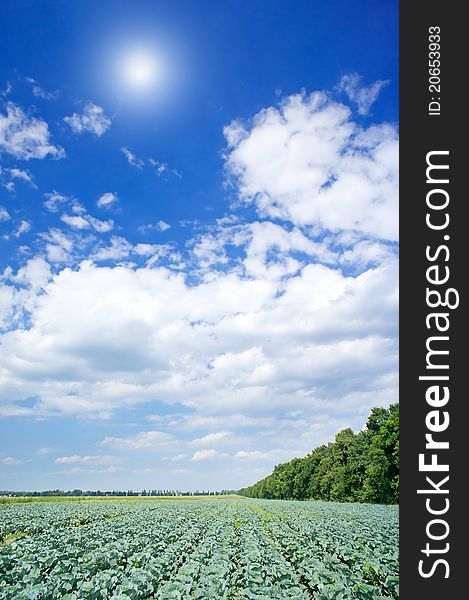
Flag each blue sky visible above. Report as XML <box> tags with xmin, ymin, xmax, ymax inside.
<box><xmin>0</xmin><ymin>0</ymin><xmax>398</xmax><ymax>491</ymax></box>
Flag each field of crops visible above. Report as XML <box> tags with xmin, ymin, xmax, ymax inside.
<box><xmin>0</xmin><ymin>498</ymin><xmax>398</xmax><ymax>599</ymax></box>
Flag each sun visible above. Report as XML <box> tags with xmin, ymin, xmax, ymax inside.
<box><xmin>121</xmin><ymin>52</ymin><xmax>159</xmax><ymax>89</ymax></box>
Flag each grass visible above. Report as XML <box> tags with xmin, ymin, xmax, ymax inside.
<box><xmin>0</xmin><ymin>494</ymin><xmax>245</xmax><ymax>505</ymax></box>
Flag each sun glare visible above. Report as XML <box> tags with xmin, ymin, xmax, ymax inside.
<box><xmin>121</xmin><ymin>52</ymin><xmax>158</xmax><ymax>89</ymax></box>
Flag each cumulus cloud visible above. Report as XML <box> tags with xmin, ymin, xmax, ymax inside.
<box><xmin>34</xmin><ymin>228</ymin><xmax>172</xmax><ymax>269</ymax></box>
<box><xmin>44</xmin><ymin>191</ymin><xmax>69</xmax><ymax>212</ymax></box>
<box><xmin>11</xmin><ymin>256</ymin><xmax>51</xmax><ymax>290</ymax></box>
<box><xmin>191</xmin><ymin>449</ymin><xmax>226</xmax><ymax>461</ymax></box>
<box><xmin>91</xmin><ymin>236</ymin><xmax>132</xmax><ymax>261</ymax></box>
<box><xmin>132</xmin><ymin>243</ymin><xmax>173</xmax><ymax>260</ymax></box>
<box><xmin>97</xmin><ymin>192</ymin><xmax>118</xmax><ymax>208</ymax></box>
<box><xmin>337</xmin><ymin>73</ymin><xmax>389</xmax><ymax>115</ymax></box>
<box><xmin>224</xmin><ymin>91</ymin><xmax>398</xmax><ymax>240</ymax></box>
<box><xmin>86</xmin><ymin>216</ymin><xmax>114</xmax><ymax>233</ymax></box>
<box><xmin>38</xmin><ymin>228</ymin><xmax>75</xmax><ymax>264</ymax></box>
<box><xmin>133</xmin><ymin>243</ymin><xmax>158</xmax><ymax>257</ymax></box>
<box><xmin>190</xmin><ymin>220</ymin><xmax>336</xmax><ymax>277</ymax></box>
<box><xmin>339</xmin><ymin>240</ymin><xmax>396</xmax><ymax>269</ymax></box>
<box><xmin>7</xmin><ymin>168</ymin><xmax>37</xmax><ymax>188</ymax></box>
<box><xmin>191</xmin><ymin>432</ymin><xmax>230</xmax><ymax>446</ymax></box>
<box><xmin>0</xmin><ymin>102</ymin><xmax>65</xmax><ymax>160</ymax></box>
<box><xmin>60</xmin><ymin>214</ymin><xmax>90</xmax><ymax>230</ymax></box>
<box><xmin>13</xmin><ymin>220</ymin><xmax>31</xmax><ymax>238</ymax></box>
<box><xmin>64</xmin><ymin>103</ymin><xmax>111</xmax><ymax>136</ymax></box>
<box><xmin>0</xmin><ymin>255</ymin><xmax>397</xmax><ymax>430</ymax></box>
<box><xmin>60</xmin><ymin>212</ymin><xmax>114</xmax><ymax>233</ymax></box>
<box><xmin>0</xmin><ymin>84</ymin><xmax>398</xmax><ymax>477</ymax></box>
<box><xmin>0</xmin><ymin>206</ymin><xmax>10</xmax><ymax>221</ymax></box>
<box><xmin>138</xmin><ymin>220</ymin><xmax>171</xmax><ymax>234</ymax></box>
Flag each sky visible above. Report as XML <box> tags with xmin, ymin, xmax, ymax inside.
<box><xmin>0</xmin><ymin>0</ymin><xmax>398</xmax><ymax>491</ymax></box>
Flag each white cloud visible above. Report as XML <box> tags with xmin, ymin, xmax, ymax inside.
<box><xmin>60</xmin><ymin>214</ymin><xmax>90</xmax><ymax>230</ymax></box>
<box><xmin>0</xmin><ymin>206</ymin><xmax>10</xmax><ymax>221</ymax></box>
<box><xmin>101</xmin><ymin>431</ymin><xmax>174</xmax><ymax>450</ymax></box>
<box><xmin>86</xmin><ymin>216</ymin><xmax>114</xmax><ymax>233</ymax></box>
<box><xmin>337</xmin><ymin>73</ymin><xmax>389</xmax><ymax>115</ymax></box>
<box><xmin>64</xmin><ymin>103</ymin><xmax>111</xmax><ymax>136</ymax></box>
<box><xmin>0</xmin><ymin>85</ymin><xmax>398</xmax><ymax>479</ymax></box>
<box><xmin>162</xmin><ymin>454</ymin><xmax>188</xmax><ymax>462</ymax></box>
<box><xmin>92</xmin><ymin>236</ymin><xmax>132</xmax><ymax>261</ymax></box>
<box><xmin>32</xmin><ymin>87</ymin><xmax>58</xmax><ymax>100</ymax></box>
<box><xmin>191</xmin><ymin>432</ymin><xmax>230</xmax><ymax>446</ymax></box>
<box><xmin>55</xmin><ymin>454</ymin><xmax>122</xmax><ymax>465</ymax></box>
<box><xmin>12</xmin><ymin>256</ymin><xmax>51</xmax><ymax>290</ymax></box>
<box><xmin>1</xmin><ymin>456</ymin><xmax>24</xmax><ymax>465</ymax></box>
<box><xmin>191</xmin><ymin>233</ymin><xmax>229</xmax><ymax>269</ymax></box>
<box><xmin>0</xmin><ymin>254</ymin><xmax>397</xmax><ymax>428</ymax></box>
<box><xmin>0</xmin><ymin>102</ymin><xmax>65</xmax><ymax>160</ymax></box>
<box><xmin>46</xmin><ymin>245</ymin><xmax>70</xmax><ymax>263</ymax></box>
<box><xmin>44</xmin><ymin>191</ymin><xmax>69</xmax><ymax>212</ymax></box>
<box><xmin>340</xmin><ymin>240</ymin><xmax>396</xmax><ymax>269</ymax></box>
<box><xmin>0</xmin><ymin>257</ymin><xmax>51</xmax><ymax>330</ymax></box>
<box><xmin>97</xmin><ymin>192</ymin><xmax>118</xmax><ymax>209</ymax></box>
<box><xmin>71</xmin><ymin>202</ymin><xmax>86</xmax><ymax>214</ymax></box>
<box><xmin>191</xmin><ymin>449</ymin><xmax>226</xmax><ymax>461</ymax></box>
<box><xmin>234</xmin><ymin>449</ymin><xmax>298</xmax><ymax>460</ymax></box>
<box><xmin>2</xmin><ymin>181</ymin><xmax>15</xmax><ymax>192</ymax></box>
<box><xmin>7</xmin><ymin>168</ymin><xmax>37</xmax><ymax>188</ymax></box>
<box><xmin>224</xmin><ymin>91</ymin><xmax>398</xmax><ymax>240</ymax></box>
<box><xmin>132</xmin><ymin>243</ymin><xmax>172</xmax><ymax>260</ymax></box>
<box><xmin>133</xmin><ymin>243</ymin><xmax>157</xmax><ymax>257</ymax></box>
<box><xmin>157</xmin><ymin>220</ymin><xmax>171</xmax><ymax>232</ymax></box>
<box><xmin>120</xmin><ymin>148</ymin><xmax>181</xmax><ymax>178</ymax></box>
<box><xmin>191</xmin><ymin>220</ymin><xmax>336</xmax><ymax>277</ymax></box>
<box><xmin>13</xmin><ymin>220</ymin><xmax>31</xmax><ymax>238</ymax></box>
<box><xmin>56</xmin><ymin>465</ymin><xmax>123</xmax><ymax>475</ymax></box>
<box><xmin>60</xmin><ymin>212</ymin><xmax>114</xmax><ymax>233</ymax></box>
<box><xmin>39</xmin><ymin>228</ymin><xmax>74</xmax><ymax>264</ymax></box>
<box><xmin>121</xmin><ymin>146</ymin><xmax>182</xmax><ymax>179</ymax></box>
<box><xmin>121</xmin><ymin>146</ymin><xmax>144</xmax><ymax>168</ymax></box>
<box><xmin>148</xmin><ymin>158</ymin><xmax>167</xmax><ymax>176</ymax></box>
<box><xmin>26</xmin><ymin>77</ymin><xmax>59</xmax><ymax>101</ymax></box>
<box><xmin>138</xmin><ymin>220</ymin><xmax>171</xmax><ymax>234</ymax></box>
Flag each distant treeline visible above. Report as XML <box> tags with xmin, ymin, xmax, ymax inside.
<box><xmin>239</xmin><ymin>404</ymin><xmax>399</xmax><ymax>504</ymax></box>
<box><xmin>1</xmin><ymin>489</ymin><xmax>237</xmax><ymax>498</ymax></box>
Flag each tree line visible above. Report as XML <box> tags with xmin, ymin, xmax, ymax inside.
<box><xmin>239</xmin><ymin>404</ymin><xmax>399</xmax><ymax>504</ymax></box>
<box><xmin>0</xmin><ymin>489</ymin><xmax>238</xmax><ymax>498</ymax></box>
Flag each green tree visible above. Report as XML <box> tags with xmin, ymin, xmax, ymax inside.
<box><xmin>239</xmin><ymin>404</ymin><xmax>399</xmax><ymax>505</ymax></box>
<box><xmin>363</xmin><ymin>404</ymin><xmax>399</xmax><ymax>504</ymax></box>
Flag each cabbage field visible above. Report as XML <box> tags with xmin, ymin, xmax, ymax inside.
<box><xmin>0</xmin><ymin>498</ymin><xmax>398</xmax><ymax>599</ymax></box>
